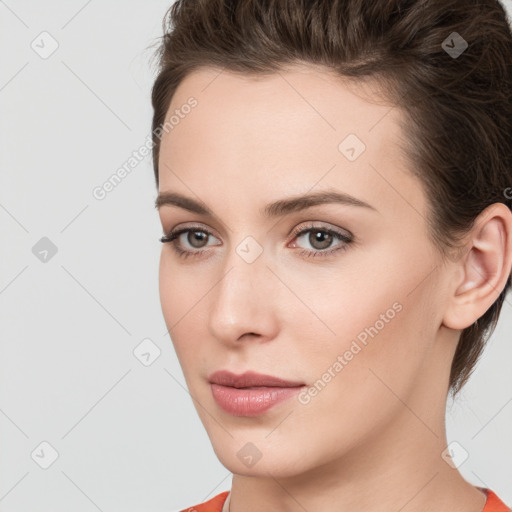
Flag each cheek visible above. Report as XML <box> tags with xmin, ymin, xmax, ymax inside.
<box><xmin>159</xmin><ymin>256</ymin><xmax>178</xmax><ymax>362</ymax></box>
<box><xmin>287</xmin><ymin>251</ymin><xmax>435</xmax><ymax>395</ymax></box>
<box><xmin>158</xmin><ymin>252</ymin><xmax>177</xmax><ymax>324</ymax></box>
<box><xmin>158</xmin><ymin>251</ymin><xmax>201</xmax><ymax>323</ymax></box>
<box><xmin>158</xmin><ymin>252</ymin><xmax>199</xmax><ymax>357</ymax></box>
<box><xmin>287</xmin><ymin>286</ymin><xmax>432</xmax><ymax>457</ymax></box>
<box><xmin>158</xmin><ymin>252</ymin><xmax>218</xmax><ymax>376</ymax></box>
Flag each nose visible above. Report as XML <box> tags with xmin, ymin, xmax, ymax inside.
<box><xmin>207</xmin><ymin>249</ymin><xmax>279</xmax><ymax>346</ymax></box>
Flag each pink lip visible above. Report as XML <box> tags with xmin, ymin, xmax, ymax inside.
<box><xmin>208</xmin><ymin>370</ymin><xmax>305</xmax><ymax>416</ymax></box>
<box><xmin>208</xmin><ymin>370</ymin><xmax>305</xmax><ymax>388</ymax></box>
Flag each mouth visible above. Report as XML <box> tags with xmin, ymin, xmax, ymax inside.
<box><xmin>207</xmin><ymin>369</ymin><xmax>306</xmax><ymax>416</ymax></box>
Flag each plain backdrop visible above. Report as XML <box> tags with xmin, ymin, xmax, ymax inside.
<box><xmin>1</xmin><ymin>1</ymin><xmax>511</xmax><ymax>511</ymax></box>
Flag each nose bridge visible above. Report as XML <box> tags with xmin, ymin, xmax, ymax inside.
<box><xmin>208</xmin><ymin>238</ymin><xmax>274</xmax><ymax>340</ymax></box>
<box><xmin>216</xmin><ymin>240</ymin><xmax>269</xmax><ymax>307</ymax></box>
<box><xmin>220</xmin><ymin>228</ymin><xmax>269</xmax><ymax>288</ymax></box>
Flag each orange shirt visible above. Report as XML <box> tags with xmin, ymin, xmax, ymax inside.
<box><xmin>179</xmin><ymin>488</ymin><xmax>511</xmax><ymax>512</ymax></box>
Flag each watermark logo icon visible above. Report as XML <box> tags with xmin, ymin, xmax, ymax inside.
<box><xmin>31</xmin><ymin>31</ymin><xmax>59</xmax><ymax>59</ymax></box>
<box><xmin>236</xmin><ymin>236</ymin><xmax>263</xmax><ymax>264</ymax></box>
<box><xmin>133</xmin><ymin>338</ymin><xmax>161</xmax><ymax>366</ymax></box>
<box><xmin>338</xmin><ymin>133</ymin><xmax>366</xmax><ymax>162</ymax></box>
<box><xmin>441</xmin><ymin>441</ymin><xmax>469</xmax><ymax>468</ymax></box>
<box><xmin>442</xmin><ymin>32</ymin><xmax>468</xmax><ymax>59</ymax></box>
<box><xmin>32</xmin><ymin>237</ymin><xmax>58</xmax><ymax>263</ymax></box>
<box><xmin>237</xmin><ymin>442</ymin><xmax>262</xmax><ymax>468</ymax></box>
<box><xmin>31</xmin><ymin>441</ymin><xmax>59</xmax><ymax>469</ymax></box>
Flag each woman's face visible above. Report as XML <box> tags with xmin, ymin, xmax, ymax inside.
<box><xmin>157</xmin><ymin>64</ymin><xmax>456</xmax><ymax>478</ymax></box>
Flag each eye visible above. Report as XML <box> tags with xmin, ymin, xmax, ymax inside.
<box><xmin>159</xmin><ymin>225</ymin><xmax>219</xmax><ymax>259</ymax></box>
<box><xmin>288</xmin><ymin>223</ymin><xmax>353</xmax><ymax>259</ymax></box>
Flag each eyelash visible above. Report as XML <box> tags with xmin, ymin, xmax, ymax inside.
<box><xmin>159</xmin><ymin>223</ymin><xmax>353</xmax><ymax>260</ymax></box>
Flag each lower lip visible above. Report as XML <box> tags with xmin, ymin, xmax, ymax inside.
<box><xmin>210</xmin><ymin>383</ymin><xmax>304</xmax><ymax>416</ymax></box>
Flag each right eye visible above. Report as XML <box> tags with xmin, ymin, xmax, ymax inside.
<box><xmin>159</xmin><ymin>226</ymin><xmax>220</xmax><ymax>258</ymax></box>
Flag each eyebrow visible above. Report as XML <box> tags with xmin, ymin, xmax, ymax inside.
<box><xmin>155</xmin><ymin>189</ymin><xmax>378</xmax><ymax>219</ymax></box>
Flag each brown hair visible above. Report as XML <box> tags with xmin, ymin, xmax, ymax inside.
<box><xmin>149</xmin><ymin>0</ymin><xmax>512</xmax><ymax>398</ymax></box>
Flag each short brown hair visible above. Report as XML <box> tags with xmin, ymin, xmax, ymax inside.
<box><xmin>150</xmin><ymin>0</ymin><xmax>512</xmax><ymax>397</ymax></box>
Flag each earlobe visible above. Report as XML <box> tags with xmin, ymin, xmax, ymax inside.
<box><xmin>442</xmin><ymin>203</ymin><xmax>512</xmax><ymax>331</ymax></box>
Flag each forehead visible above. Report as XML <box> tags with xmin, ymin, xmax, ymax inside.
<box><xmin>158</xmin><ymin>64</ymin><xmax>426</xmax><ymax>221</ymax></box>
<box><xmin>164</xmin><ymin>63</ymin><xmax>396</xmax><ymax>151</ymax></box>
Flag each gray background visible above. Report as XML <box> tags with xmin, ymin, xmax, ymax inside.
<box><xmin>1</xmin><ymin>1</ymin><xmax>511</xmax><ymax>511</ymax></box>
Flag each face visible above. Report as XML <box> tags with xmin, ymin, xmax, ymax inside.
<box><xmin>157</xmin><ymin>64</ymin><xmax>454</xmax><ymax>478</ymax></box>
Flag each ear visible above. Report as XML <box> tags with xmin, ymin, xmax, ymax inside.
<box><xmin>442</xmin><ymin>203</ymin><xmax>512</xmax><ymax>331</ymax></box>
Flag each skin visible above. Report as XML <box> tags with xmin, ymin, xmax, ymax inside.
<box><xmin>156</xmin><ymin>64</ymin><xmax>512</xmax><ymax>512</ymax></box>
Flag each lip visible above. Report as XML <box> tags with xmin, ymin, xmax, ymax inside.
<box><xmin>208</xmin><ymin>370</ymin><xmax>305</xmax><ymax>417</ymax></box>
<box><xmin>208</xmin><ymin>370</ymin><xmax>305</xmax><ymax>388</ymax></box>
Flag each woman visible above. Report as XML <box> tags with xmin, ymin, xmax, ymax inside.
<box><xmin>150</xmin><ymin>0</ymin><xmax>512</xmax><ymax>510</ymax></box>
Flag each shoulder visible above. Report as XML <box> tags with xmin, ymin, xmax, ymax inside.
<box><xmin>482</xmin><ymin>489</ymin><xmax>511</xmax><ymax>512</ymax></box>
<box><xmin>178</xmin><ymin>491</ymin><xmax>230</xmax><ymax>512</ymax></box>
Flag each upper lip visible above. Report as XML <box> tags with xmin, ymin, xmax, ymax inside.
<box><xmin>208</xmin><ymin>370</ymin><xmax>305</xmax><ymax>388</ymax></box>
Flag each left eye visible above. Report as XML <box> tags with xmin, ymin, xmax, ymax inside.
<box><xmin>288</xmin><ymin>225</ymin><xmax>353</xmax><ymax>258</ymax></box>
<box><xmin>291</xmin><ymin>226</ymin><xmax>351</xmax><ymax>252</ymax></box>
